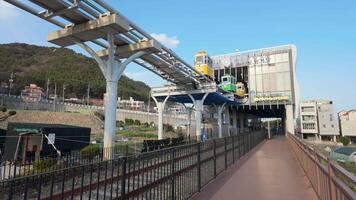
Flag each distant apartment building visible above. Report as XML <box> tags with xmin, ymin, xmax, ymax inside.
<box><xmin>300</xmin><ymin>100</ymin><xmax>339</xmax><ymax>141</ymax></box>
<box><xmin>339</xmin><ymin>110</ymin><xmax>356</xmax><ymax>142</ymax></box>
<box><xmin>20</xmin><ymin>84</ymin><xmax>46</xmax><ymax>102</ymax></box>
<box><xmin>117</xmin><ymin>97</ymin><xmax>145</xmax><ymax>111</ymax></box>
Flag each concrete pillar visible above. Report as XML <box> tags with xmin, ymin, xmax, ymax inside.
<box><xmin>103</xmin><ymin>81</ymin><xmax>118</xmax><ymax>157</ymax></box>
<box><xmin>239</xmin><ymin>113</ymin><xmax>245</xmax><ymax>133</ymax></box>
<box><xmin>152</xmin><ymin>95</ymin><xmax>170</xmax><ymax>140</ymax></box>
<box><xmin>77</xmin><ymin>33</ymin><xmax>146</xmax><ymax>160</ymax></box>
<box><xmin>333</xmin><ymin>135</ymin><xmax>337</xmax><ymax>142</ymax></box>
<box><xmin>232</xmin><ymin>108</ymin><xmax>237</xmax><ymax>135</ymax></box>
<box><xmin>213</xmin><ymin>103</ymin><xmax>226</xmax><ymax>139</ymax></box>
<box><xmin>225</xmin><ymin>107</ymin><xmax>231</xmax><ymax>136</ymax></box>
<box><xmin>157</xmin><ymin>102</ymin><xmax>164</xmax><ymax>140</ymax></box>
<box><xmin>186</xmin><ymin>107</ymin><xmax>192</xmax><ymax>137</ymax></box>
<box><xmin>195</xmin><ymin>100</ymin><xmax>204</xmax><ymax>141</ymax></box>
<box><xmin>188</xmin><ymin>93</ymin><xmax>209</xmax><ymax>141</ymax></box>
<box><xmin>267</xmin><ymin>120</ymin><xmax>271</xmax><ymax>139</ymax></box>
<box><xmin>285</xmin><ymin>105</ymin><xmax>295</xmax><ymax>135</ymax></box>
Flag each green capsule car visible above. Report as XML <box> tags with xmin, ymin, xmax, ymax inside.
<box><xmin>219</xmin><ymin>75</ymin><xmax>236</xmax><ymax>93</ymax></box>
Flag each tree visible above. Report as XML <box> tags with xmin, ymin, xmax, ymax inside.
<box><xmin>134</xmin><ymin>119</ymin><xmax>141</xmax><ymax>126</ymax></box>
<box><xmin>124</xmin><ymin>118</ymin><xmax>134</xmax><ymax>126</ymax></box>
<box><xmin>0</xmin><ymin>106</ymin><xmax>16</xmax><ymax>122</ymax></box>
<box><xmin>339</xmin><ymin>136</ymin><xmax>350</xmax><ymax>146</ymax></box>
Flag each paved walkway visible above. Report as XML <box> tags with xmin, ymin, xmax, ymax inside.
<box><xmin>191</xmin><ymin>136</ymin><xmax>318</xmax><ymax>200</ymax></box>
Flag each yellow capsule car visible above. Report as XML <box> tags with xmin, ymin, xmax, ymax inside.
<box><xmin>236</xmin><ymin>82</ymin><xmax>246</xmax><ymax>98</ymax></box>
<box><xmin>194</xmin><ymin>51</ymin><xmax>214</xmax><ymax>78</ymax></box>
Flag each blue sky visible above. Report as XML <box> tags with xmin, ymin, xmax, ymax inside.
<box><xmin>0</xmin><ymin>0</ymin><xmax>355</xmax><ymax>111</ymax></box>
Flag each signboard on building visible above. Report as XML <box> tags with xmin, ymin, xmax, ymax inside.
<box><xmin>253</xmin><ymin>95</ymin><xmax>289</xmax><ymax>103</ymax></box>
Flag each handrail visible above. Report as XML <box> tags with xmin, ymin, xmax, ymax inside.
<box><xmin>287</xmin><ymin>133</ymin><xmax>356</xmax><ymax>200</ymax></box>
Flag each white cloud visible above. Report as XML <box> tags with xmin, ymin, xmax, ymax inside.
<box><xmin>0</xmin><ymin>1</ymin><xmax>19</xmax><ymax>20</ymax></box>
<box><xmin>151</xmin><ymin>33</ymin><xmax>180</xmax><ymax>49</ymax></box>
<box><xmin>124</xmin><ymin>71</ymin><xmax>146</xmax><ymax>80</ymax></box>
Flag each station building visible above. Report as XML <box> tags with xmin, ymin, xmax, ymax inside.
<box><xmin>209</xmin><ymin>44</ymin><xmax>299</xmax><ymax>136</ymax></box>
<box><xmin>151</xmin><ymin>44</ymin><xmax>299</xmax><ymax>140</ymax></box>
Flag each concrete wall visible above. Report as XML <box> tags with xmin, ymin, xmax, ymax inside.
<box><xmin>339</xmin><ymin>110</ymin><xmax>356</xmax><ymax>137</ymax></box>
<box><xmin>0</xmin><ymin>95</ymin><xmax>193</xmax><ymax>127</ymax></box>
<box><xmin>317</xmin><ymin>103</ymin><xmax>339</xmax><ymax>136</ymax></box>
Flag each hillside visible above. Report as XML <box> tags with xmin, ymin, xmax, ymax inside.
<box><xmin>0</xmin><ymin>43</ymin><xmax>150</xmax><ymax>101</ymax></box>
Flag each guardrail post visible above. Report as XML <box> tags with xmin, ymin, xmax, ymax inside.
<box><xmin>327</xmin><ymin>157</ymin><xmax>334</xmax><ymax>200</ymax></box>
<box><xmin>197</xmin><ymin>143</ymin><xmax>201</xmax><ymax>191</ymax></box>
<box><xmin>224</xmin><ymin>137</ymin><xmax>227</xmax><ymax>169</ymax></box>
<box><xmin>171</xmin><ymin>148</ymin><xmax>176</xmax><ymax>200</ymax></box>
<box><xmin>121</xmin><ymin>157</ymin><xmax>127</xmax><ymax>199</ymax></box>
<box><xmin>314</xmin><ymin>151</ymin><xmax>321</xmax><ymax>196</ymax></box>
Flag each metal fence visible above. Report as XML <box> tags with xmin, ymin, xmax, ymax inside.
<box><xmin>288</xmin><ymin>133</ymin><xmax>356</xmax><ymax>200</ymax></box>
<box><xmin>0</xmin><ymin>131</ymin><xmax>266</xmax><ymax>200</ymax></box>
<box><xmin>0</xmin><ymin>142</ymin><xmax>143</xmax><ymax>182</ymax></box>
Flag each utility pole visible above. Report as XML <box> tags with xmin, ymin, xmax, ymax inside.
<box><xmin>46</xmin><ymin>78</ymin><xmax>50</xmax><ymax>99</ymax></box>
<box><xmin>62</xmin><ymin>84</ymin><xmax>66</xmax><ymax>102</ymax></box>
<box><xmin>8</xmin><ymin>72</ymin><xmax>14</xmax><ymax>96</ymax></box>
<box><xmin>53</xmin><ymin>82</ymin><xmax>57</xmax><ymax>111</ymax></box>
<box><xmin>87</xmin><ymin>84</ymin><xmax>90</xmax><ymax>105</ymax></box>
<box><xmin>147</xmin><ymin>90</ymin><xmax>151</xmax><ymax>112</ymax></box>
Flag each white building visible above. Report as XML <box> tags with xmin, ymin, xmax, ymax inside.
<box><xmin>339</xmin><ymin>110</ymin><xmax>356</xmax><ymax>142</ymax></box>
<box><xmin>300</xmin><ymin>100</ymin><xmax>339</xmax><ymax>141</ymax></box>
<box><xmin>117</xmin><ymin>97</ymin><xmax>145</xmax><ymax>111</ymax></box>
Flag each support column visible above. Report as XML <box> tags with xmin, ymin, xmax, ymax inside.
<box><xmin>267</xmin><ymin>120</ymin><xmax>271</xmax><ymax>139</ymax></box>
<box><xmin>285</xmin><ymin>104</ymin><xmax>295</xmax><ymax>135</ymax></box>
<box><xmin>195</xmin><ymin>100</ymin><xmax>204</xmax><ymax>141</ymax></box>
<box><xmin>232</xmin><ymin>108</ymin><xmax>237</xmax><ymax>135</ymax></box>
<box><xmin>103</xmin><ymin>81</ymin><xmax>118</xmax><ymax>155</ymax></box>
<box><xmin>214</xmin><ymin>103</ymin><xmax>226</xmax><ymax>138</ymax></box>
<box><xmin>186</xmin><ymin>107</ymin><xmax>193</xmax><ymax>137</ymax></box>
<box><xmin>239</xmin><ymin>113</ymin><xmax>245</xmax><ymax>133</ymax></box>
<box><xmin>152</xmin><ymin>95</ymin><xmax>170</xmax><ymax>140</ymax></box>
<box><xmin>76</xmin><ymin>33</ymin><xmax>146</xmax><ymax>160</ymax></box>
<box><xmin>225</xmin><ymin>106</ymin><xmax>231</xmax><ymax>136</ymax></box>
<box><xmin>188</xmin><ymin>93</ymin><xmax>210</xmax><ymax>141</ymax></box>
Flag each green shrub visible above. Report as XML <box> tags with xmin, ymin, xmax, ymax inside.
<box><xmin>134</xmin><ymin>119</ymin><xmax>141</xmax><ymax>126</ymax></box>
<box><xmin>339</xmin><ymin>136</ymin><xmax>350</xmax><ymax>146</ymax></box>
<box><xmin>0</xmin><ymin>106</ymin><xmax>7</xmax><ymax>112</ymax></box>
<box><xmin>125</xmin><ymin>118</ymin><xmax>134</xmax><ymax>125</ymax></box>
<box><xmin>8</xmin><ymin>110</ymin><xmax>16</xmax><ymax>116</ymax></box>
<box><xmin>119</xmin><ymin>130</ymin><xmax>157</xmax><ymax>139</ymax></box>
<box><xmin>163</xmin><ymin>124</ymin><xmax>174</xmax><ymax>132</ymax></box>
<box><xmin>94</xmin><ymin>111</ymin><xmax>104</xmax><ymax>121</ymax></box>
<box><xmin>117</xmin><ymin>120</ymin><xmax>125</xmax><ymax>127</ymax></box>
<box><xmin>33</xmin><ymin>157</ymin><xmax>55</xmax><ymax>172</ymax></box>
<box><xmin>80</xmin><ymin>144</ymin><xmax>101</xmax><ymax>159</ymax></box>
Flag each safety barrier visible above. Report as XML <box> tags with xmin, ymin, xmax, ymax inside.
<box><xmin>0</xmin><ymin>131</ymin><xmax>266</xmax><ymax>199</ymax></box>
<box><xmin>288</xmin><ymin>133</ymin><xmax>356</xmax><ymax>200</ymax></box>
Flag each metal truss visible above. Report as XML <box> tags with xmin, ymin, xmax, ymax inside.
<box><xmin>5</xmin><ymin>0</ymin><xmax>214</xmax><ymax>88</ymax></box>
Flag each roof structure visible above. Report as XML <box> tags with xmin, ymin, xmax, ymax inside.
<box><xmin>5</xmin><ymin>0</ymin><xmax>214</xmax><ymax>88</ymax></box>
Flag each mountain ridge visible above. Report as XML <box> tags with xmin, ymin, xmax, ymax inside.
<box><xmin>0</xmin><ymin>43</ymin><xmax>150</xmax><ymax>101</ymax></box>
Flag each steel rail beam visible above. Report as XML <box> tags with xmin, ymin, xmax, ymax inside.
<box><xmin>92</xmin><ymin>0</ymin><xmax>211</xmax><ymax>83</ymax></box>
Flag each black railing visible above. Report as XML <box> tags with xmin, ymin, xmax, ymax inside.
<box><xmin>0</xmin><ymin>137</ymin><xmax>190</xmax><ymax>182</ymax></box>
<box><xmin>0</xmin><ymin>131</ymin><xmax>267</xmax><ymax>200</ymax></box>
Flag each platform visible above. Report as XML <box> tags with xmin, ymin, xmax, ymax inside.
<box><xmin>191</xmin><ymin>136</ymin><xmax>318</xmax><ymax>200</ymax></box>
